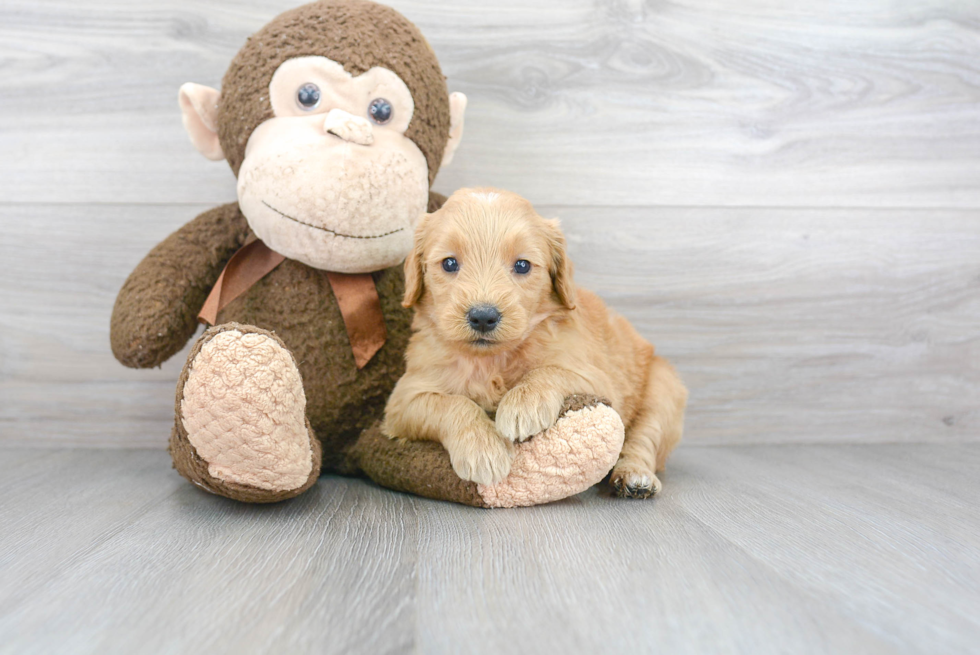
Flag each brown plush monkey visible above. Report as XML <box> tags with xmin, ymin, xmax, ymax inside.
<box><xmin>111</xmin><ymin>0</ymin><xmax>624</xmax><ymax>507</ymax></box>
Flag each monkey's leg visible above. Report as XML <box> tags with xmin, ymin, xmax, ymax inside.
<box><xmin>347</xmin><ymin>395</ymin><xmax>624</xmax><ymax>508</ymax></box>
<box><xmin>170</xmin><ymin>323</ymin><xmax>321</xmax><ymax>503</ymax></box>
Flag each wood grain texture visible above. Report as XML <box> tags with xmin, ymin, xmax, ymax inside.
<box><xmin>0</xmin><ymin>445</ymin><xmax>977</xmax><ymax>653</ymax></box>
<box><xmin>0</xmin><ymin>203</ymin><xmax>203</xmax><ymax>447</ymax></box>
<box><xmin>560</xmin><ymin>205</ymin><xmax>980</xmax><ymax>445</ymax></box>
<box><xmin>1</xmin><ymin>1</ymin><xmax>978</xmax><ymax>446</ymax></box>
<box><xmin>0</xmin><ymin>0</ymin><xmax>978</xmax><ymax>206</ymax></box>
<box><xmin>3</xmin><ymin>203</ymin><xmax>978</xmax><ymax>446</ymax></box>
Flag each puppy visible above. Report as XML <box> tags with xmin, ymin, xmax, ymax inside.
<box><xmin>382</xmin><ymin>188</ymin><xmax>687</xmax><ymax>498</ymax></box>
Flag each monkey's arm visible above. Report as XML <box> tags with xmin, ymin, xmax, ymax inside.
<box><xmin>110</xmin><ymin>202</ymin><xmax>250</xmax><ymax>368</ymax></box>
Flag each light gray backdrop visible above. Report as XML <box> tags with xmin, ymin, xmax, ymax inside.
<box><xmin>2</xmin><ymin>0</ymin><xmax>978</xmax><ymax>447</ymax></box>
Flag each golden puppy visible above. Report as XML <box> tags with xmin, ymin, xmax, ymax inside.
<box><xmin>382</xmin><ymin>188</ymin><xmax>687</xmax><ymax>497</ymax></box>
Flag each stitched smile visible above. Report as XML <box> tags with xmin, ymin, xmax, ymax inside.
<box><xmin>262</xmin><ymin>201</ymin><xmax>405</xmax><ymax>240</ymax></box>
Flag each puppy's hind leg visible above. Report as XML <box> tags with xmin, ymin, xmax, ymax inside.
<box><xmin>611</xmin><ymin>356</ymin><xmax>687</xmax><ymax>499</ymax></box>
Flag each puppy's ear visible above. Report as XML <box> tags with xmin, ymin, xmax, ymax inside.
<box><xmin>544</xmin><ymin>219</ymin><xmax>576</xmax><ymax>309</ymax></box>
<box><xmin>402</xmin><ymin>213</ymin><xmax>429</xmax><ymax>308</ymax></box>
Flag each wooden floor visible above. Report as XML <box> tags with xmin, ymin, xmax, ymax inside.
<box><xmin>0</xmin><ymin>444</ymin><xmax>976</xmax><ymax>654</ymax></box>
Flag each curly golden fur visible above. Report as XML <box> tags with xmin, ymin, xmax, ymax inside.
<box><xmin>383</xmin><ymin>188</ymin><xmax>687</xmax><ymax>496</ymax></box>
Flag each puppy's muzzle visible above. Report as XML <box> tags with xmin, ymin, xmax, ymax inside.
<box><xmin>466</xmin><ymin>305</ymin><xmax>501</xmax><ymax>334</ymax></box>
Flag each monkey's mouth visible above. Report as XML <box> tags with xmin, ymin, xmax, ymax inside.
<box><xmin>262</xmin><ymin>201</ymin><xmax>405</xmax><ymax>240</ymax></box>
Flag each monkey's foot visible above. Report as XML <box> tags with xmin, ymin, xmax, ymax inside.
<box><xmin>350</xmin><ymin>395</ymin><xmax>623</xmax><ymax>508</ymax></box>
<box><xmin>170</xmin><ymin>323</ymin><xmax>321</xmax><ymax>503</ymax></box>
<box><xmin>477</xmin><ymin>395</ymin><xmax>624</xmax><ymax>508</ymax></box>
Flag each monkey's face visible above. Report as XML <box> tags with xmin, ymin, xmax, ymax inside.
<box><xmin>235</xmin><ymin>56</ymin><xmax>430</xmax><ymax>273</ymax></box>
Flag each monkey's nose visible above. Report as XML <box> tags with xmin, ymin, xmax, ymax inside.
<box><xmin>323</xmin><ymin>108</ymin><xmax>374</xmax><ymax>146</ymax></box>
<box><xmin>466</xmin><ymin>305</ymin><xmax>502</xmax><ymax>334</ymax></box>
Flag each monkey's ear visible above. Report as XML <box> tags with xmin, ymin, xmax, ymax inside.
<box><xmin>440</xmin><ymin>92</ymin><xmax>467</xmax><ymax>169</ymax></box>
<box><xmin>544</xmin><ymin>219</ymin><xmax>576</xmax><ymax>310</ymax></box>
<box><xmin>402</xmin><ymin>214</ymin><xmax>430</xmax><ymax>308</ymax></box>
<box><xmin>178</xmin><ymin>83</ymin><xmax>225</xmax><ymax>161</ymax></box>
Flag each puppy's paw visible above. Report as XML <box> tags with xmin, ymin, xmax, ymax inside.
<box><xmin>495</xmin><ymin>384</ymin><xmax>565</xmax><ymax>442</ymax></box>
<box><xmin>610</xmin><ymin>464</ymin><xmax>662</xmax><ymax>499</ymax></box>
<box><xmin>445</xmin><ymin>424</ymin><xmax>514</xmax><ymax>486</ymax></box>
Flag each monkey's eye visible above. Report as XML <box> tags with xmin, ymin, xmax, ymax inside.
<box><xmin>368</xmin><ymin>98</ymin><xmax>393</xmax><ymax>125</ymax></box>
<box><xmin>296</xmin><ymin>83</ymin><xmax>321</xmax><ymax>110</ymax></box>
<box><xmin>514</xmin><ymin>260</ymin><xmax>531</xmax><ymax>275</ymax></box>
<box><xmin>442</xmin><ymin>257</ymin><xmax>459</xmax><ymax>273</ymax></box>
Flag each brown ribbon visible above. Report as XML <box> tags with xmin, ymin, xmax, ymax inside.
<box><xmin>325</xmin><ymin>271</ymin><xmax>388</xmax><ymax>369</ymax></box>
<box><xmin>198</xmin><ymin>239</ymin><xmax>387</xmax><ymax>369</ymax></box>
<box><xmin>198</xmin><ymin>238</ymin><xmax>285</xmax><ymax>326</ymax></box>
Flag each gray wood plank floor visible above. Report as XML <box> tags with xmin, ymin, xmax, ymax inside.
<box><xmin>0</xmin><ymin>444</ymin><xmax>976</xmax><ymax>654</ymax></box>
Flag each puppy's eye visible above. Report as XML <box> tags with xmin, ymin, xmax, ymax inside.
<box><xmin>514</xmin><ymin>259</ymin><xmax>531</xmax><ymax>275</ymax></box>
<box><xmin>442</xmin><ymin>257</ymin><xmax>459</xmax><ymax>273</ymax></box>
<box><xmin>296</xmin><ymin>83</ymin><xmax>321</xmax><ymax>110</ymax></box>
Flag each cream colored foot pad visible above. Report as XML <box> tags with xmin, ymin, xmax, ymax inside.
<box><xmin>478</xmin><ymin>403</ymin><xmax>625</xmax><ymax>508</ymax></box>
<box><xmin>180</xmin><ymin>329</ymin><xmax>312</xmax><ymax>491</ymax></box>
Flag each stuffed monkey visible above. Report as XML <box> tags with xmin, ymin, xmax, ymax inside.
<box><xmin>110</xmin><ymin>0</ymin><xmax>625</xmax><ymax>507</ymax></box>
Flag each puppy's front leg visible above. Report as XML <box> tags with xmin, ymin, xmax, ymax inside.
<box><xmin>496</xmin><ymin>366</ymin><xmax>591</xmax><ymax>442</ymax></box>
<box><xmin>383</xmin><ymin>390</ymin><xmax>513</xmax><ymax>486</ymax></box>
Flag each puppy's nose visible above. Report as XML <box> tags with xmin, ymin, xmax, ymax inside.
<box><xmin>467</xmin><ymin>305</ymin><xmax>501</xmax><ymax>333</ymax></box>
